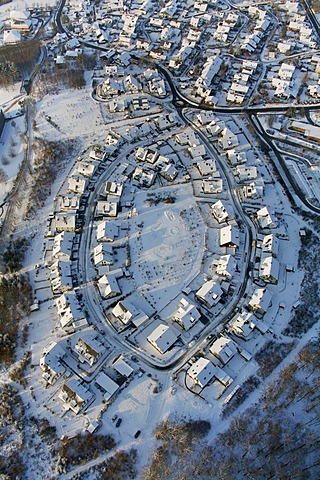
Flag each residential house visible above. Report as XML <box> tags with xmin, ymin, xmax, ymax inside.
<box><xmin>216</xmin><ymin>254</ymin><xmax>237</xmax><ymax>279</ymax></box>
<box><xmin>40</xmin><ymin>341</ymin><xmax>66</xmax><ymax>385</ymax></box>
<box><xmin>209</xmin><ymin>336</ymin><xmax>238</xmax><ymax>365</ymax></box>
<box><xmin>261</xmin><ymin>234</ymin><xmax>279</xmax><ymax>257</ymax></box>
<box><xmin>55</xmin><ymin>291</ymin><xmax>87</xmax><ymax>330</ymax></box>
<box><xmin>95</xmin><ymin>200</ymin><xmax>118</xmax><ymax>217</ymax></box>
<box><xmin>68</xmin><ymin>176</ymin><xmax>88</xmax><ymax>194</ymax></box>
<box><xmin>259</xmin><ymin>255</ymin><xmax>280</xmax><ymax>284</ymax></box>
<box><xmin>112</xmin><ymin>299</ymin><xmax>148</xmax><ymax>327</ymax></box>
<box><xmin>248</xmin><ymin>288</ymin><xmax>273</xmax><ymax>315</ymax></box>
<box><xmin>220</xmin><ymin>225</ymin><xmax>240</xmax><ymax>248</ymax></box>
<box><xmin>50</xmin><ymin>260</ymin><xmax>73</xmax><ymax>294</ymax></box>
<box><xmin>172</xmin><ymin>296</ymin><xmax>201</xmax><ymax>331</ymax></box>
<box><xmin>74</xmin><ymin>333</ymin><xmax>104</xmax><ymax>366</ymax></box>
<box><xmin>93</xmin><ymin>243</ymin><xmax>113</xmax><ymax>267</ymax></box>
<box><xmin>201</xmin><ymin>178</ymin><xmax>223</xmax><ymax>194</ymax></box>
<box><xmin>59</xmin><ymin>378</ymin><xmax>93</xmax><ymax>414</ymax></box>
<box><xmin>95</xmin><ymin>372</ymin><xmax>119</xmax><ymax>401</ymax></box>
<box><xmin>229</xmin><ymin>311</ymin><xmax>256</xmax><ymax>339</ymax></box>
<box><xmin>236</xmin><ymin>165</ymin><xmax>257</xmax><ymax>182</ymax></box>
<box><xmin>256</xmin><ymin>206</ymin><xmax>277</xmax><ymax>229</ymax></box>
<box><xmin>97</xmin><ymin>270</ymin><xmax>122</xmax><ymax>299</ymax></box>
<box><xmin>197</xmin><ymin>158</ymin><xmax>217</xmax><ymax>176</ymax></box>
<box><xmin>211</xmin><ymin>200</ymin><xmax>234</xmax><ymax>223</ymax></box>
<box><xmin>52</xmin><ymin>231</ymin><xmax>74</xmax><ymax>262</ymax></box>
<box><xmin>132</xmin><ymin>166</ymin><xmax>156</xmax><ymax>187</ymax></box>
<box><xmin>187</xmin><ymin>357</ymin><xmax>216</xmax><ymax>388</ymax></box>
<box><xmin>196</xmin><ymin>279</ymin><xmax>223</xmax><ymax>308</ymax></box>
<box><xmin>55</xmin><ymin>213</ymin><xmax>77</xmax><ymax>233</ymax></box>
<box><xmin>147</xmin><ymin>323</ymin><xmax>178</xmax><ymax>354</ymax></box>
<box><xmin>96</xmin><ymin>221</ymin><xmax>119</xmax><ymax>242</ymax></box>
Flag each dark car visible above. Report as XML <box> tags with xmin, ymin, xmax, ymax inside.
<box><xmin>134</xmin><ymin>430</ymin><xmax>141</xmax><ymax>439</ymax></box>
<box><xmin>115</xmin><ymin>418</ymin><xmax>122</xmax><ymax>428</ymax></box>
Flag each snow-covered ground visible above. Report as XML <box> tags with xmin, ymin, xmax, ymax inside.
<box><xmin>1</xmin><ymin>0</ymin><xmax>320</xmax><ymax>475</ymax></box>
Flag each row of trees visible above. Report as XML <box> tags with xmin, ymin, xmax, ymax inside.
<box><xmin>26</xmin><ymin>137</ymin><xmax>78</xmax><ymax>218</ymax></box>
<box><xmin>0</xmin><ymin>39</ymin><xmax>40</xmax><ymax>85</ymax></box>
<box><xmin>0</xmin><ymin>274</ymin><xmax>32</xmax><ymax>365</ymax></box>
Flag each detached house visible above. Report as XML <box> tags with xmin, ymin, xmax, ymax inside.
<box><xmin>196</xmin><ymin>279</ymin><xmax>223</xmax><ymax>308</ymax></box>
<box><xmin>211</xmin><ymin>200</ymin><xmax>234</xmax><ymax>224</ymax></box>
<box><xmin>256</xmin><ymin>206</ymin><xmax>277</xmax><ymax>229</ymax></box>
<box><xmin>259</xmin><ymin>255</ymin><xmax>280</xmax><ymax>284</ymax></box>
<box><xmin>147</xmin><ymin>323</ymin><xmax>178</xmax><ymax>354</ymax></box>
<box><xmin>172</xmin><ymin>296</ymin><xmax>200</xmax><ymax>331</ymax></box>
<box><xmin>40</xmin><ymin>341</ymin><xmax>66</xmax><ymax>385</ymax></box>
<box><xmin>248</xmin><ymin>288</ymin><xmax>273</xmax><ymax>315</ymax></box>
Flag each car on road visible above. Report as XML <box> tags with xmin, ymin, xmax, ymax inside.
<box><xmin>115</xmin><ymin>418</ymin><xmax>122</xmax><ymax>428</ymax></box>
<box><xmin>134</xmin><ymin>430</ymin><xmax>141</xmax><ymax>438</ymax></box>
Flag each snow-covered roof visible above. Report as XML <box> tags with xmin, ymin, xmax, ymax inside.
<box><xmin>259</xmin><ymin>255</ymin><xmax>280</xmax><ymax>283</ymax></box>
<box><xmin>93</xmin><ymin>243</ymin><xmax>113</xmax><ymax>266</ymax></box>
<box><xmin>113</xmin><ymin>357</ymin><xmax>134</xmax><ymax>377</ymax></box>
<box><xmin>209</xmin><ymin>336</ymin><xmax>238</xmax><ymax>365</ymax></box>
<box><xmin>229</xmin><ymin>311</ymin><xmax>256</xmax><ymax>339</ymax></box>
<box><xmin>248</xmin><ymin>288</ymin><xmax>273</xmax><ymax>314</ymax></box>
<box><xmin>98</xmin><ymin>271</ymin><xmax>121</xmax><ymax>298</ymax></box>
<box><xmin>216</xmin><ymin>254</ymin><xmax>237</xmax><ymax>278</ymax></box>
<box><xmin>172</xmin><ymin>296</ymin><xmax>200</xmax><ymax>331</ymax></box>
<box><xmin>220</xmin><ymin>225</ymin><xmax>240</xmax><ymax>247</ymax></box>
<box><xmin>147</xmin><ymin>323</ymin><xmax>178</xmax><ymax>354</ymax></box>
<box><xmin>96</xmin><ymin>221</ymin><xmax>119</xmax><ymax>242</ymax></box>
<box><xmin>52</xmin><ymin>231</ymin><xmax>74</xmax><ymax>261</ymax></box>
<box><xmin>196</xmin><ymin>279</ymin><xmax>223</xmax><ymax>308</ymax></box>
<box><xmin>211</xmin><ymin>200</ymin><xmax>234</xmax><ymax>223</ymax></box>
<box><xmin>95</xmin><ymin>372</ymin><xmax>119</xmax><ymax>400</ymax></box>
<box><xmin>187</xmin><ymin>357</ymin><xmax>216</xmax><ymax>388</ymax></box>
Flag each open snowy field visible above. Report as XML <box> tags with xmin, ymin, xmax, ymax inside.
<box><xmin>129</xmin><ymin>184</ymin><xmax>206</xmax><ymax>312</ymax></box>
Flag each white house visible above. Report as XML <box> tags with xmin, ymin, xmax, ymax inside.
<box><xmin>172</xmin><ymin>296</ymin><xmax>201</xmax><ymax>331</ymax></box>
<box><xmin>248</xmin><ymin>288</ymin><xmax>273</xmax><ymax>315</ymax></box>
<box><xmin>112</xmin><ymin>299</ymin><xmax>148</xmax><ymax>327</ymax></box>
<box><xmin>55</xmin><ymin>291</ymin><xmax>87</xmax><ymax>330</ymax></box>
<box><xmin>259</xmin><ymin>255</ymin><xmax>280</xmax><ymax>284</ymax></box>
<box><xmin>97</xmin><ymin>270</ymin><xmax>122</xmax><ymax>299</ymax></box>
<box><xmin>95</xmin><ymin>201</ymin><xmax>118</xmax><ymax>217</ymax></box>
<box><xmin>95</xmin><ymin>372</ymin><xmax>119</xmax><ymax>401</ymax></box>
<box><xmin>187</xmin><ymin>357</ymin><xmax>216</xmax><ymax>388</ymax></box>
<box><xmin>229</xmin><ymin>311</ymin><xmax>256</xmax><ymax>339</ymax></box>
<box><xmin>220</xmin><ymin>225</ymin><xmax>240</xmax><ymax>248</ymax></box>
<box><xmin>211</xmin><ymin>200</ymin><xmax>234</xmax><ymax>223</ymax></box>
<box><xmin>209</xmin><ymin>336</ymin><xmax>238</xmax><ymax>365</ymax></box>
<box><xmin>196</xmin><ymin>279</ymin><xmax>223</xmax><ymax>308</ymax></box>
<box><xmin>147</xmin><ymin>324</ymin><xmax>178</xmax><ymax>354</ymax></box>
<box><xmin>93</xmin><ymin>243</ymin><xmax>113</xmax><ymax>267</ymax></box>
<box><xmin>236</xmin><ymin>165</ymin><xmax>257</xmax><ymax>182</ymax></box>
<box><xmin>197</xmin><ymin>158</ymin><xmax>217</xmax><ymax>176</ymax></box>
<box><xmin>257</xmin><ymin>206</ymin><xmax>277</xmax><ymax>229</ymax></box>
<box><xmin>40</xmin><ymin>341</ymin><xmax>66</xmax><ymax>385</ymax></box>
<box><xmin>96</xmin><ymin>221</ymin><xmax>119</xmax><ymax>242</ymax></box>
<box><xmin>74</xmin><ymin>333</ymin><xmax>104</xmax><ymax>366</ymax></box>
<box><xmin>55</xmin><ymin>213</ymin><xmax>77</xmax><ymax>233</ymax></box>
<box><xmin>50</xmin><ymin>260</ymin><xmax>73</xmax><ymax>294</ymax></box>
<box><xmin>261</xmin><ymin>234</ymin><xmax>279</xmax><ymax>257</ymax></box>
<box><xmin>216</xmin><ymin>254</ymin><xmax>237</xmax><ymax>279</ymax></box>
<box><xmin>68</xmin><ymin>176</ymin><xmax>88</xmax><ymax>194</ymax></box>
<box><xmin>52</xmin><ymin>231</ymin><xmax>74</xmax><ymax>262</ymax></box>
<box><xmin>59</xmin><ymin>378</ymin><xmax>93</xmax><ymax>414</ymax></box>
